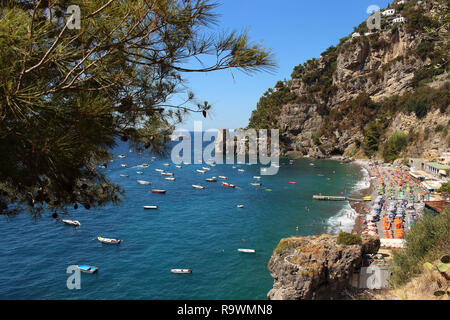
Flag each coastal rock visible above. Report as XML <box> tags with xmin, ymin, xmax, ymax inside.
<box><xmin>267</xmin><ymin>234</ymin><xmax>380</xmax><ymax>300</ymax></box>
<box><xmin>256</xmin><ymin>0</ymin><xmax>449</xmax><ymax>160</ymax></box>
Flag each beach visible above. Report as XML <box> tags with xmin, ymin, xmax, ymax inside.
<box><xmin>349</xmin><ymin>160</ymin><xmax>377</xmax><ymax>235</ymax></box>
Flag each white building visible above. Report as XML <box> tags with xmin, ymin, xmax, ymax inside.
<box><xmin>393</xmin><ymin>17</ymin><xmax>407</xmax><ymax>23</ymax></box>
<box><xmin>382</xmin><ymin>9</ymin><xmax>396</xmax><ymax>16</ymax></box>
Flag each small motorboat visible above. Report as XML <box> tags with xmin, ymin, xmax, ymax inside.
<box><xmin>205</xmin><ymin>177</ymin><xmax>217</xmax><ymax>182</ymax></box>
<box><xmin>175</xmin><ymin>165</ymin><xmax>182</xmax><ymax>168</ymax></box>
<box><xmin>155</xmin><ymin>169</ymin><xmax>164</xmax><ymax>172</ymax></box>
<box><xmin>250</xmin><ymin>182</ymin><xmax>261</xmax><ymax>186</ymax></box>
<box><xmin>222</xmin><ymin>182</ymin><xmax>235</xmax><ymax>188</ymax></box>
<box><xmin>142</xmin><ymin>163</ymin><xmax>149</xmax><ymax>167</ymax></box>
<box><xmin>196</xmin><ymin>169</ymin><xmax>206</xmax><ymax>174</ymax></box>
<box><xmin>237</xmin><ymin>205</ymin><xmax>244</xmax><ymax>208</ymax></box>
<box><xmin>165</xmin><ymin>177</ymin><xmax>176</xmax><ymax>181</ymax></box>
<box><xmin>137</xmin><ymin>180</ymin><xmax>151</xmax><ymax>185</ymax></box>
<box><xmin>238</xmin><ymin>249</ymin><xmax>255</xmax><ymax>253</ymax></box>
<box><xmin>218</xmin><ymin>176</ymin><xmax>227</xmax><ymax>180</ymax></box>
<box><xmin>77</xmin><ymin>265</ymin><xmax>98</xmax><ymax>274</ymax></box>
<box><xmin>120</xmin><ymin>174</ymin><xmax>129</xmax><ymax>177</ymax></box>
<box><xmin>97</xmin><ymin>236</ymin><xmax>121</xmax><ymax>245</ymax></box>
<box><xmin>192</xmin><ymin>185</ymin><xmax>205</xmax><ymax>189</ymax></box>
<box><xmin>136</xmin><ymin>171</ymin><xmax>144</xmax><ymax>175</ymax></box>
<box><xmin>253</xmin><ymin>176</ymin><xmax>261</xmax><ymax>180</ymax></box>
<box><xmin>170</xmin><ymin>269</ymin><xmax>192</xmax><ymax>274</ymax></box>
<box><xmin>152</xmin><ymin>189</ymin><xmax>166</xmax><ymax>194</ymax></box>
<box><xmin>310</xmin><ymin>163</ymin><xmax>315</xmax><ymax>166</ymax></box>
<box><xmin>238</xmin><ymin>169</ymin><xmax>245</xmax><ymax>172</ymax></box>
<box><xmin>143</xmin><ymin>205</ymin><xmax>158</xmax><ymax>209</ymax></box>
<box><xmin>62</xmin><ymin>219</ymin><xmax>81</xmax><ymax>227</ymax></box>
<box><xmin>118</xmin><ymin>154</ymin><xmax>126</xmax><ymax>159</ymax></box>
<box><xmin>202</xmin><ymin>167</ymin><xmax>211</xmax><ymax>171</ymax></box>
<box><xmin>317</xmin><ymin>174</ymin><xmax>324</xmax><ymax>177</ymax></box>
<box><xmin>288</xmin><ymin>181</ymin><xmax>297</xmax><ymax>184</ymax></box>
<box><xmin>120</xmin><ymin>164</ymin><xmax>127</xmax><ymax>167</ymax></box>
<box><xmin>163</xmin><ymin>163</ymin><xmax>170</xmax><ymax>166</ymax></box>
<box><xmin>161</xmin><ymin>172</ymin><xmax>174</xmax><ymax>176</ymax></box>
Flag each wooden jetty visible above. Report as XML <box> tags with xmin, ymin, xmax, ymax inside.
<box><xmin>313</xmin><ymin>195</ymin><xmax>371</xmax><ymax>201</ymax></box>
<box><xmin>313</xmin><ymin>195</ymin><xmax>347</xmax><ymax>201</ymax></box>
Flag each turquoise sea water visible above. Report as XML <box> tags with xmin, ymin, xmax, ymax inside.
<box><xmin>0</xmin><ymin>140</ymin><xmax>365</xmax><ymax>299</ymax></box>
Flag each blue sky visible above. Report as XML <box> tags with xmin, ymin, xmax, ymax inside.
<box><xmin>178</xmin><ymin>0</ymin><xmax>391</xmax><ymax>130</ymax></box>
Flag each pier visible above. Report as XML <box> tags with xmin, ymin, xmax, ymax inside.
<box><xmin>313</xmin><ymin>195</ymin><xmax>371</xmax><ymax>201</ymax></box>
<box><xmin>313</xmin><ymin>195</ymin><xmax>347</xmax><ymax>201</ymax></box>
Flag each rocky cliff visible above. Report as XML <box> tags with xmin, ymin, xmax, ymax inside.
<box><xmin>248</xmin><ymin>0</ymin><xmax>449</xmax><ymax>161</ymax></box>
<box><xmin>267</xmin><ymin>234</ymin><xmax>380</xmax><ymax>300</ymax></box>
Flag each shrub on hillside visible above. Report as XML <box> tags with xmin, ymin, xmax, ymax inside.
<box><xmin>390</xmin><ymin>206</ymin><xmax>450</xmax><ymax>287</ymax></box>
<box><xmin>337</xmin><ymin>232</ymin><xmax>361</xmax><ymax>245</ymax></box>
<box><xmin>383</xmin><ymin>132</ymin><xmax>408</xmax><ymax>162</ymax></box>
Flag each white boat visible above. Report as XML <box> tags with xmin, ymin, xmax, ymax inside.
<box><xmin>120</xmin><ymin>174</ymin><xmax>129</xmax><ymax>177</ymax></box>
<box><xmin>161</xmin><ymin>172</ymin><xmax>174</xmax><ymax>176</ymax></box>
<box><xmin>142</xmin><ymin>163</ymin><xmax>149</xmax><ymax>167</ymax></box>
<box><xmin>253</xmin><ymin>176</ymin><xmax>261</xmax><ymax>179</ymax></box>
<box><xmin>163</xmin><ymin>163</ymin><xmax>170</xmax><ymax>166</ymax></box>
<box><xmin>170</xmin><ymin>269</ymin><xmax>192</xmax><ymax>274</ymax></box>
<box><xmin>238</xmin><ymin>248</ymin><xmax>255</xmax><ymax>253</ymax></box>
<box><xmin>165</xmin><ymin>177</ymin><xmax>176</xmax><ymax>181</ymax></box>
<box><xmin>175</xmin><ymin>165</ymin><xmax>182</xmax><ymax>168</ymax></box>
<box><xmin>143</xmin><ymin>205</ymin><xmax>158</xmax><ymax>210</ymax></box>
<box><xmin>120</xmin><ymin>164</ymin><xmax>127</xmax><ymax>167</ymax></box>
<box><xmin>196</xmin><ymin>169</ymin><xmax>206</xmax><ymax>174</ymax></box>
<box><xmin>238</xmin><ymin>169</ymin><xmax>245</xmax><ymax>172</ymax></box>
<box><xmin>310</xmin><ymin>163</ymin><xmax>315</xmax><ymax>166</ymax></box>
<box><xmin>97</xmin><ymin>236</ymin><xmax>121</xmax><ymax>244</ymax></box>
<box><xmin>118</xmin><ymin>154</ymin><xmax>126</xmax><ymax>159</ymax></box>
<box><xmin>137</xmin><ymin>180</ymin><xmax>151</xmax><ymax>185</ymax></box>
<box><xmin>136</xmin><ymin>171</ymin><xmax>144</xmax><ymax>175</ymax></box>
<box><xmin>250</xmin><ymin>182</ymin><xmax>262</xmax><ymax>186</ymax></box>
<box><xmin>62</xmin><ymin>219</ymin><xmax>81</xmax><ymax>227</ymax></box>
<box><xmin>155</xmin><ymin>169</ymin><xmax>164</xmax><ymax>172</ymax></box>
<box><xmin>202</xmin><ymin>167</ymin><xmax>210</xmax><ymax>171</ymax></box>
<box><xmin>192</xmin><ymin>185</ymin><xmax>205</xmax><ymax>189</ymax></box>
<box><xmin>205</xmin><ymin>177</ymin><xmax>217</xmax><ymax>182</ymax></box>
<box><xmin>218</xmin><ymin>176</ymin><xmax>227</xmax><ymax>180</ymax></box>
<box><xmin>77</xmin><ymin>265</ymin><xmax>98</xmax><ymax>274</ymax></box>
<box><xmin>237</xmin><ymin>205</ymin><xmax>244</xmax><ymax>208</ymax></box>
<box><xmin>232</xmin><ymin>166</ymin><xmax>236</xmax><ymax>169</ymax></box>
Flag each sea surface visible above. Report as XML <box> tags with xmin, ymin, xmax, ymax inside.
<box><xmin>0</xmin><ymin>140</ymin><xmax>366</xmax><ymax>299</ymax></box>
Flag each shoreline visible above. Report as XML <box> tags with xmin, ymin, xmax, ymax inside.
<box><xmin>349</xmin><ymin>160</ymin><xmax>376</xmax><ymax>235</ymax></box>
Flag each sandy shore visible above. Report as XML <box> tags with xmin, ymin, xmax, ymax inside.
<box><xmin>349</xmin><ymin>160</ymin><xmax>377</xmax><ymax>235</ymax></box>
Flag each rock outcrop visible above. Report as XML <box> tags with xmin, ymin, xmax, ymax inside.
<box><xmin>267</xmin><ymin>234</ymin><xmax>380</xmax><ymax>300</ymax></box>
<box><xmin>249</xmin><ymin>0</ymin><xmax>449</xmax><ymax>160</ymax></box>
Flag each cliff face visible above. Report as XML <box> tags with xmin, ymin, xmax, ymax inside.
<box><xmin>249</xmin><ymin>0</ymin><xmax>449</xmax><ymax>161</ymax></box>
<box><xmin>267</xmin><ymin>234</ymin><xmax>380</xmax><ymax>300</ymax></box>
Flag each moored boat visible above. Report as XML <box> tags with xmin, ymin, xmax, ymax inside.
<box><xmin>143</xmin><ymin>205</ymin><xmax>158</xmax><ymax>209</ymax></box>
<box><xmin>253</xmin><ymin>176</ymin><xmax>261</xmax><ymax>179</ymax></box>
<box><xmin>137</xmin><ymin>180</ymin><xmax>151</xmax><ymax>185</ymax></box>
<box><xmin>192</xmin><ymin>184</ymin><xmax>205</xmax><ymax>189</ymax></box>
<box><xmin>155</xmin><ymin>169</ymin><xmax>164</xmax><ymax>172</ymax></box>
<box><xmin>170</xmin><ymin>269</ymin><xmax>192</xmax><ymax>274</ymax></box>
<box><xmin>237</xmin><ymin>205</ymin><xmax>244</xmax><ymax>208</ymax></box>
<box><xmin>222</xmin><ymin>182</ymin><xmax>235</xmax><ymax>188</ymax></box>
<box><xmin>250</xmin><ymin>182</ymin><xmax>261</xmax><ymax>186</ymax></box>
<box><xmin>120</xmin><ymin>174</ymin><xmax>129</xmax><ymax>177</ymax></box>
<box><xmin>218</xmin><ymin>176</ymin><xmax>227</xmax><ymax>180</ymax></box>
<box><xmin>152</xmin><ymin>189</ymin><xmax>166</xmax><ymax>194</ymax></box>
<box><xmin>77</xmin><ymin>265</ymin><xmax>98</xmax><ymax>274</ymax></box>
<box><xmin>238</xmin><ymin>169</ymin><xmax>245</xmax><ymax>172</ymax></box>
<box><xmin>97</xmin><ymin>236</ymin><xmax>121</xmax><ymax>244</ymax></box>
<box><xmin>120</xmin><ymin>164</ymin><xmax>127</xmax><ymax>167</ymax></box>
<box><xmin>118</xmin><ymin>154</ymin><xmax>126</xmax><ymax>159</ymax></box>
<box><xmin>62</xmin><ymin>219</ymin><xmax>81</xmax><ymax>227</ymax></box>
<box><xmin>196</xmin><ymin>169</ymin><xmax>206</xmax><ymax>174</ymax></box>
<box><xmin>161</xmin><ymin>172</ymin><xmax>174</xmax><ymax>176</ymax></box>
<box><xmin>205</xmin><ymin>177</ymin><xmax>217</xmax><ymax>182</ymax></box>
<box><xmin>165</xmin><ymin>177</ymin><xmax>176</xmax><ymax>181</ymax></box>
<box><xmin>238</xmin><ymin>248</ymin><xmax>255</xmax><ymax>253</ymax></box>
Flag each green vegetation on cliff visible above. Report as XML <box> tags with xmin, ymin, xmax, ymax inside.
<box><xmin>390</xmin><ymin>206</ymin><xmax>450</xmax><ymax>287</ymax></box>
